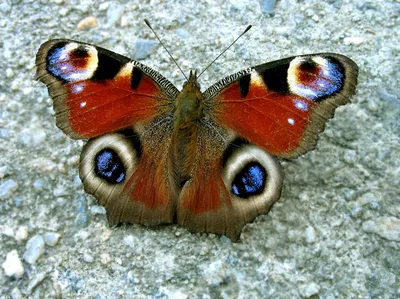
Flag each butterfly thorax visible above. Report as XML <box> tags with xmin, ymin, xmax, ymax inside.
<box><xmin>171</xmin><ymin>71</ymin><xmax>204</xmax><ymax>186</ymax></box>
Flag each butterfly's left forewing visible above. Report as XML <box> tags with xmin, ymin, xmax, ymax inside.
<box><xmin>36</xmin><ymin>39</ymin><xmax>179</xmax><ymax>139</ymax></box>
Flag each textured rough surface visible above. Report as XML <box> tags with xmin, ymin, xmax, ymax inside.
<box><xmin>0</xmin><ymin>0</ymin><xmax>399</xmax><ymax>297</ymax></box>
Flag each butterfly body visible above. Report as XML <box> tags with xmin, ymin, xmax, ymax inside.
<box><xmin>36</xmin><ymin>39</ymin><xmax>358</xmax><ymax>240</ymax></box>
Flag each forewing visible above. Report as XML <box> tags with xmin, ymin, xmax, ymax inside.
<box><xmin>36</xmin><ymin>39</ymin><xmax>178</xmax><ymax>139</ymax></box>
<box><xmin>204</xmin><ymin>54</ymin><xmax>358</xmax><ymax>159</ymax></box>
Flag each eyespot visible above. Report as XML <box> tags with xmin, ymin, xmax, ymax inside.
<box><xmin>287</xmin><ymin>56</ymin><xmax>345</xmax><ymax>101</ymax></box>
<box><xmin>222</xmin><ymin>144</ymin><xmax>283</xmax><ymax>215</ymax></box>
<box><xmin>94</xmin><ymin>148</ymin><xmax>126</xmax><ymax>184</ymax></box>
<box><xmin>231</xmin><ymin>162</ymin><xmax>266</xmax><ymax>198</ymax></box>
<box><xmin>79</xmin><ymin>133</ymin><xmax>139</xmax><ymax>202</ymax></box>
<box><xmin>47</xmin><ymin>42</ymin><xmax>99</xmax><ymax>82</ymax></box>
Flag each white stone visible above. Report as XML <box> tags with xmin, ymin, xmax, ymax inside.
<box><xmin>344</xmin><ymin>36</ymin><xmax>364</xmax><ymax>45</ymax></box>
<box><xmin>123</xmin><ymin>235</ymin><xmax>135</xmax><ymax>248</ymax></box>
<box><xmin>44</xmin><ymin>232</ymin><xmax>61</xmax><ymax>246</ymax></box>
<box><xmin>15</xmin><ymin>226</ymin><xmax>28</xmax><ymax>241</ymax></box>
<box><xmin>100</xmin><ymin>253</ymin><xmax>111</xmax><ymax>264</ymax></box>
<box><xmin>83</xmin><ymin>252</ymin><xmax>94</xmax><ymax>263</ymax></box>
<box><xmin>2</xmin><ymin>250</ymin><xmax>24</xmax><ymax>278</ymax></box>
<box><xmin>11</xmin><ymin>287</ymin><xmax>22</xmax><ymax>299</ymax></box>
<box><xmin>0</xmin><ymin>179</ymin><xmax>18</xmax><ymax>199</ymax></box>
<box><xmin>300</xmin><ymin>282</ymin><xmax>320</xmax><ymax>297</ymax></box>
<box><xmin>90</xmin><ymin>205</ymin><xmax>106</xmax><ymax>215</ymax></box>
<box><xmin>23</xmin><ymin>235</ymin><xmax>45</xmax><ymax>264</ymax></box>
<box><xmin>305</xmin><ymin>226</ymin><xmax>317</xmax><ymax>243</ymax></box>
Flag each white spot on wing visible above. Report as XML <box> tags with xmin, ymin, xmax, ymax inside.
<box><xmin>72</xmin><ymin>83</ymin><xmax>85</xmax><ymax>94</ymax></box>
<box><xmin>288</xmin><ymin>118</ymin><xmax>295</xmax><ymax>125</ymax></box>
<box><xmin>293</xmin><ymin>99</ymin><xmax>309</xmax><ymax>111</ymax></box>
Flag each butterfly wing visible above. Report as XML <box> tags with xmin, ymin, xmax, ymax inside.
<box><xmin>177</xmin><ymin>54</ymin><xmax>358</xmax><ymax>239</ymax></box>
<box><xmin>176</xmin><ymin>127</ymin><xmax>283</xmax><ymax>240</ymax></box>
<box><xmin>205</xmin><ymin>53</ymin><xmax>359</xmax><ymax>159</ymax></box>
<box><xmin>36</xmin><ymin>39</ymin><xmax>178</xmax><ymax>139</ymax></box>
<box><xmin>36</xmin><ymin>40</ymin><xmax>179</xmax><ymax>226</ymax></box>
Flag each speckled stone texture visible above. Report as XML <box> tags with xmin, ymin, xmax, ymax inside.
<box><xmin>0</xmin><ymin>0</ymin><xmax>399</xmax><ymax>297</ymax></box>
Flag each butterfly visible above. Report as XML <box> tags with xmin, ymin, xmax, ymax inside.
<box><xmin>35</xmin><ymin>36</ymin><xmax>358</xmax><ymax>240</ymax></box>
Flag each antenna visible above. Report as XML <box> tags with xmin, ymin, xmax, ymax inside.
<box><xmin>144</xmin><ymin>19</ymin><xmax>188</xmax><ymax>80</ymax></box>
<box><xmin>197</xmin><ymin>24</ymin><xmax>252</xmax><ymax>79</ymax></box>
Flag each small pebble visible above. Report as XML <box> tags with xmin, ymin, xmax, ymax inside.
<box><xmin>351</xmin><ymin>206</ymin><xmax>363</xmax><ymax>218</ymax></box>
<box><xmin>0</xmin><ymin>179</ymin><xmax>18</xmax><ymax>199</ymax></box>
<box><xmin>44</xmin><ymin>232</ymin><xmax>61</xmax><ymax>246</ymax></box>
<box><xmin>335</xmin><ymin>240</ymin><xmax>344</xmax><ymax>249</ymax></box>
<box><xmin>2</xmin><ymin>250</ymin><xmax>24</xmax><ymax>278</ymax></box>
<box><xmin>101</xmin><ymin>253</ymin><xmax>111</xmax><ymax>264</ymax></box>
<box><xmin>305</xmin><ymin>226</ymin><xmax>317</xmax><ymax>244</ymax></box>
<box><xmin>132</xmin><ymin>39</ymin><xmax>158</xmax><ymax>60</ymax></box>
<box><xmin>53</xmin><ymin>186</ymin><xmax>69</xmax><ymax>197</ymax></box>
<box><xmin>260</xmin><ymin>0</ymin><xmax>276</xmax><ymax>14</ymax></box>
<box><xmin>27</xmin><ymin>272</ymin><xmax>47</xmax><ymax>294</ymax></box>
<box><xmin>83</xmin><ymin>252</ymin><xmax>94</xmax><ymax>263</ymax></box>
<box><xmin>175</xmin><ymin>28</ymin><xmax>191</xmax><ymax>39</ymax></box>
<box><xmin>127</xmin><ymin>271</ymin><xmax>135</xmax><ymax>284</ymax></box>
<box><xmin>10</xmin><ymin>287</ymin><xmax>22</xmax><ymax>299</ymax></box>
<box><xmin>23</xmin><ymin>235</ymin><xmax>45</xmax><ymax>264</ymax></box>
<box><xmin>124</xmin><ymin>235</ymin><xmax>135</xmax><ymax>248</ymax></box>
<box><xmin>15</xmin><ymin>226</ymin><xmax>28</xmax><ymax>241</ymax></box>
<box><xmin>90</xmin><ymin>205</ymin><xmax>106</xmax><ymax>215</ymax></box>
<box><xmin>343</xmin><ymin>36</ymin><xmax>364</xmax><ymax>45</ymax></box>
<box><xmin>75</xmin><ymin>230</ymin><xmax>90</xmax><ymax>240</ymax></box>
<box><xmin>300</xmin><ymin>282</ymin><xmax>321</xmax><ymax>297</ymax></box>
<box><xmin>33</xmin><ymin>179</ymin><xmax>45</xmax><ymax>190</ymax></box>
<box><xmin>99</xmin><ymin>2</ymin><xmax>110</xmax><ymax>11</ymax></box>
<box><xmin>77</xmin><ymin>16</ymin><xmax>98</xmax><ymax>31</ymax></box>
<box><xmin>0</xmin><ymin>165</ymin><xmax>9</xmax><ymax>179</ymax></box>
<box><xmin>106</xmin><ymin>2</ymin><xmax>124</xmax><ymax>26</ymax></box>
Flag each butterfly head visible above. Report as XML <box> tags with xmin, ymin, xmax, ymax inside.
<box><xmin>182</xmin><ymin>70</ymin><xmax>201</xmax><ymax>91</ymax></box>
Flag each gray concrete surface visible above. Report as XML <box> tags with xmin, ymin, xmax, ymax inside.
<box><xmin>0</xmin><ymin>0</ymin><xmax>399</xmax><ymax>297</ymax></box>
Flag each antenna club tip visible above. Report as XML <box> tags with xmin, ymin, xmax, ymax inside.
<box><xmin>245</xmin><ymin>24</ymin><xmax>252</xmax><ymax>32</ymax></box>
<box><xmin>144</xmin><ymin>19</ymin><xmax>151</xmax><ymax>28</ymax></box>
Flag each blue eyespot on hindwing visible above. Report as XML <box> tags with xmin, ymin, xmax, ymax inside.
<box><xmin>94</xmin><ymin>148</ymin><xmax>126</xmax><ymax>184</ymax></box>
<box><xmin>231</xmin><ymin>162</ymin><xmax>267</xmax><ymax>198</ymax></box>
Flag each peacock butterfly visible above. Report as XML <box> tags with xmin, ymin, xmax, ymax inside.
<box><xmin>35</xmin><ymin>27</ymin><xmax>358</xmax><ymax>240</ymax></box>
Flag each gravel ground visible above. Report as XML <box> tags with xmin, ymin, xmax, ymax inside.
<box><xmin>0</xmin><ymin>0</ymin><xmax>399</xmax><ymax>298</ymax></box>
